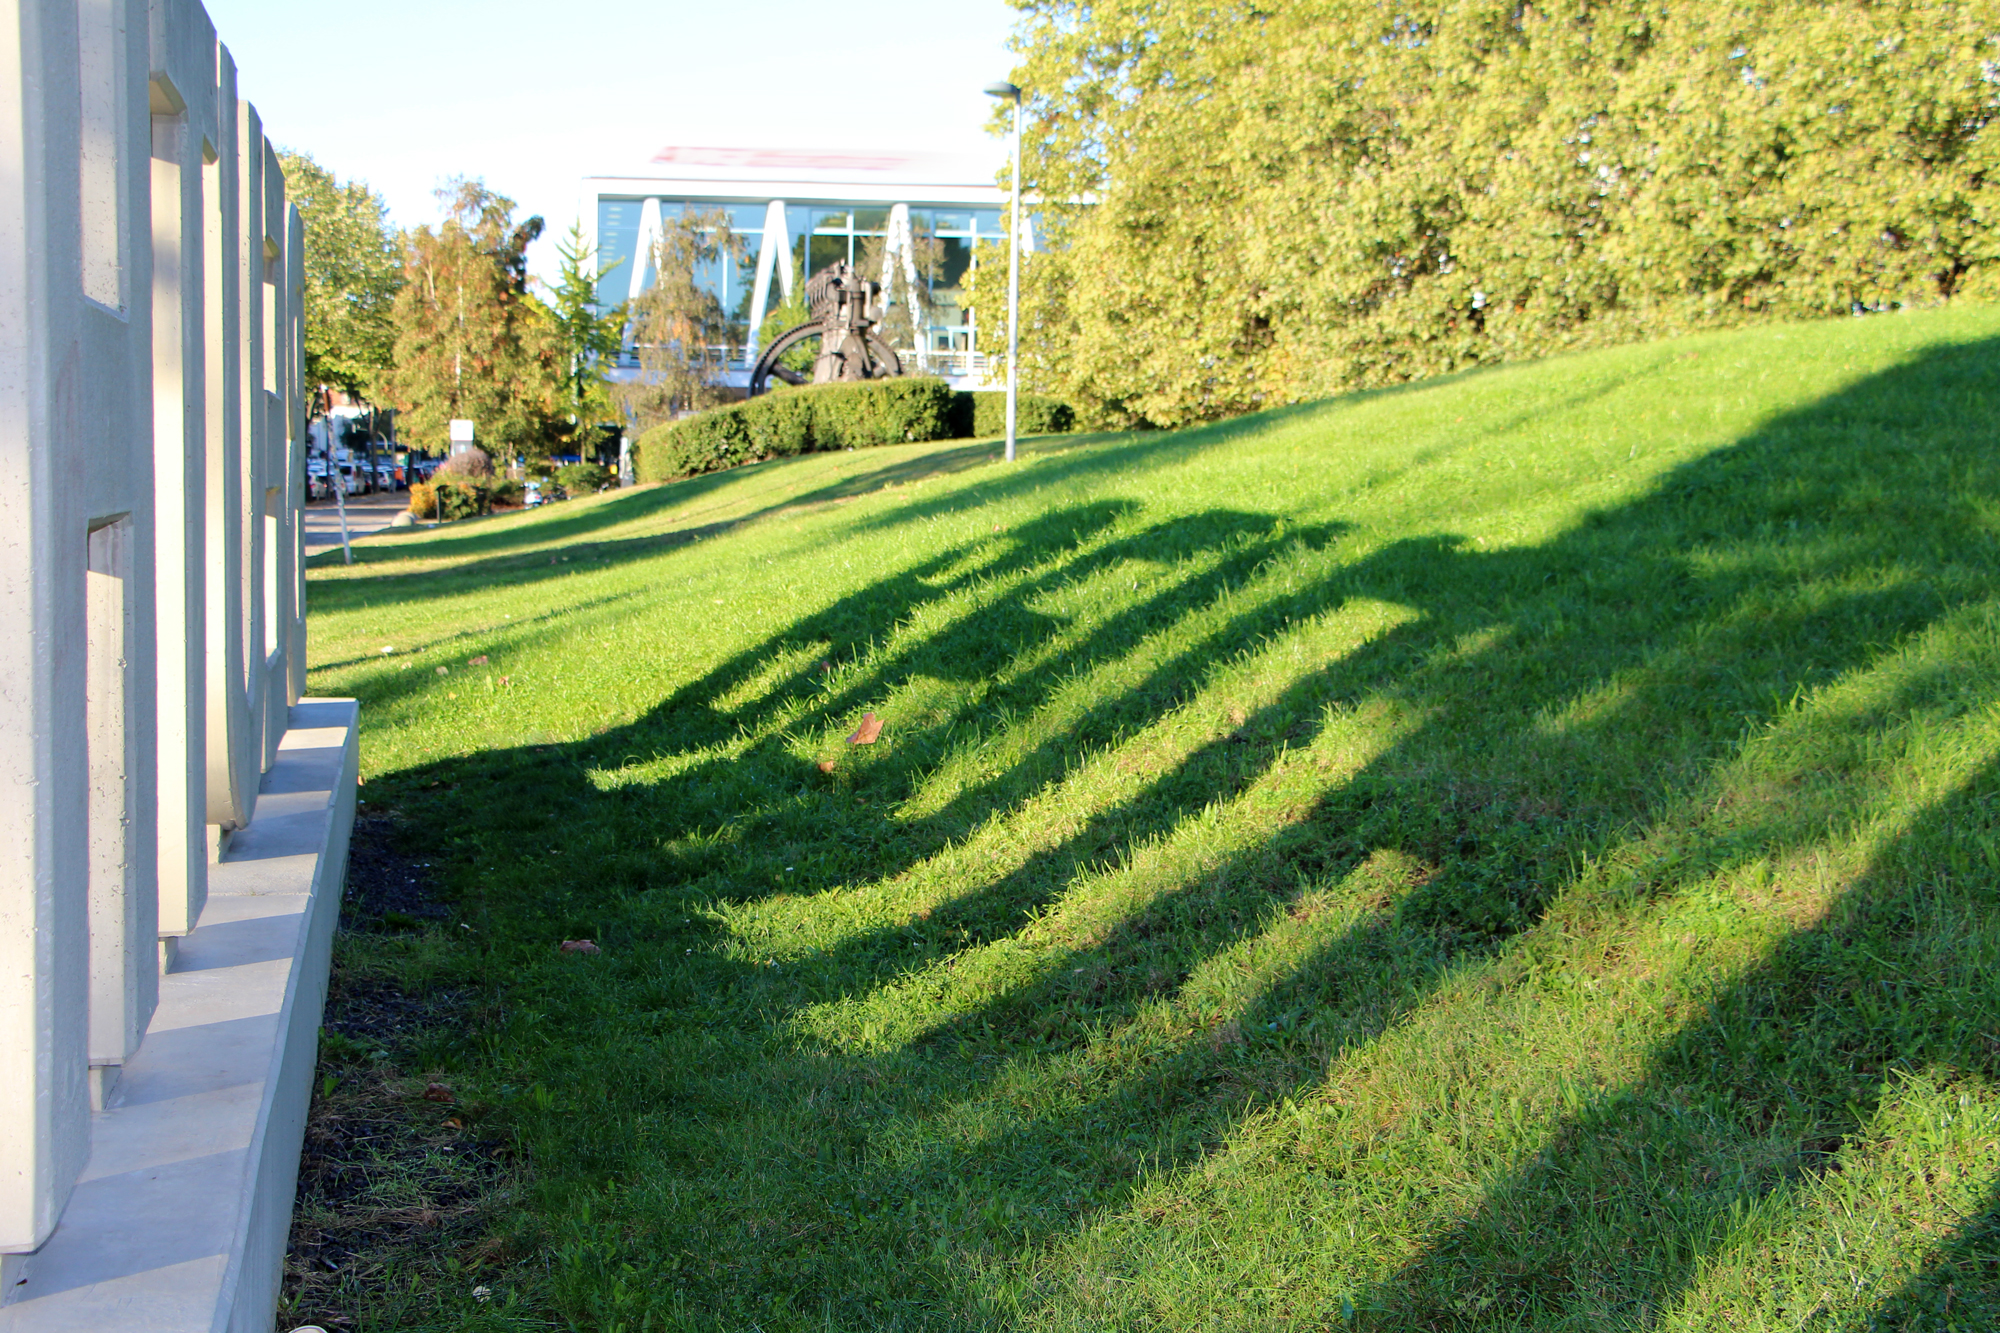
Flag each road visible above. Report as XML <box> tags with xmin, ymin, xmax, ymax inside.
<box><xmin>302</xmin><ymin>495</ymin><xmax>411</xmax><ymax>552</ymax></box>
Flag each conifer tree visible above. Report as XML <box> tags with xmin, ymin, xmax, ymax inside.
<box><xmin>544</xmin><ymin>221</ymin><xmax>624</xmax><ymax>432</ymax></box>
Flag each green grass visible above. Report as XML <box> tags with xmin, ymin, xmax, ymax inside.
<box><xmin>303</xmin><ymin>304</ymin><xmax>2000</xmax><ymax>1332</ymax></box>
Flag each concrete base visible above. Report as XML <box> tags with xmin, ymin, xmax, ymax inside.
<box><xmin>0</xmin><ymin>701</ymin><xmax>359</xmax><ymax>1333</ymax></box>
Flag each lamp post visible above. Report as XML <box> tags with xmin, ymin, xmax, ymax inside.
<box><xmin>984</xmin><ymin>80</ymin><xmax>1023</xmax><ymax>463</ymax></box>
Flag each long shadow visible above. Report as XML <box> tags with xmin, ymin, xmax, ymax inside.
<box><xmin>350</xmin><ymin>333</ymin><xmax>2000</xmax><ymax>1330</ymax></box>
<box><xmin>1361</xmin><ymin>758</ymin><xmax>2000</xmax><ymax>1328</ymax></box>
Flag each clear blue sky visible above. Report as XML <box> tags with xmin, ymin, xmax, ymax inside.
<box><xmin>202</xmin><ymin>0</ymin><xmax>1022</xmax><ymax>283</ymax></box>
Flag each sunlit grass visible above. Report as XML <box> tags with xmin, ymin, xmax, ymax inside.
<box><xmin>303</xmin><ymin>305</ymin><xmax>2000</xmax><ymax>1331</ymax></box>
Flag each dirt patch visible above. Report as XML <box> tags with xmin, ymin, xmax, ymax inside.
<box><xmin>278</xmin><ymin>814</ymin><xmax>514</xmax><ymax>1331</ymax></box>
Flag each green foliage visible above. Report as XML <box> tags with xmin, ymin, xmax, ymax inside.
<box><xmin>635</xmin><ymin>377</ymin><xmax>956</xmax><ymax>482</ymax></box>
<box><xmin>554</xmin><ymin>462</ymin><xmax>611</xmax><ymax>495</ymax></box>
<box><xmin>278</xmin><ymin>150</ymin><xmax>401</xmax><ymax>399</ymax></box>
<box><xmin>544</xmin><ymin>222</ymin><xmax>624</xmax><ymax>433</ymax></box>
<box><xmin>431</xmin><ymin>479</ymin><xmax>491</xmax><ymax>521</ymax></box>
<box><xmin>1002</xmin><ymin>0</ymin><xmax>2000</xmax><ymax>427</ymax></box>
<box><xmin>956</xmin><ymin>389</ymin><xmax>1075</xmax><ymax>438</ymax></box>
<box><xmin>384</xmin><ymin>179</ymin><xmax>565</xmax><ymax>458</ymax></box>
<box><xmin>304</xmin><ymin>304</ymin><xmax>2000</xmax><ymax>1332</ymax></box>
<box><xmin>751</xmin><ymin>288</ymin><xmax>815</xmax><ymax>379</ymax></box>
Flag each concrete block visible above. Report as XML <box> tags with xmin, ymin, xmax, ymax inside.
<box><xmin>0</xmin><ymin>702</ymin><xmax>358</xmax><ymax>1332</ymax></box>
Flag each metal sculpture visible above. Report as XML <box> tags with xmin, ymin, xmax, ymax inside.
<box><xmin>748</xmin><ymin>262</ymin><xmax>903</xmax><ymax>396</ymax></box>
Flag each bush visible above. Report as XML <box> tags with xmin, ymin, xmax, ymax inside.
<box><xmin>490</xmin><ymin>479</ymin><xmax>525</xmax><ymax>509</ymax></box>
<box><xmin>555</xmin><ymin>462</ymin><xmax>612</xmax><ymax>494</ymax></box>
<box><xmin>434</xmin><ymin>447</ymin><xmax>493</xmax><ymax>481</ymax></box>
<box><xmin>954</xmin><ymin>391</ymin><xmax>1076</xmax><ymax>439</ymax></box>
<box><xmin>433</xmin><ymin>479</ymin><xmax>492</xmax><ymax>521</ymax></box>
<box><xmin>636</xmin><ymin>377</ymin><xmax>956</xmax><ymax>483</ymax></box>
<box><xmin>408</xmin><ymin>481</ymin><xmax>437</xmax><ymax>520</ymax></box>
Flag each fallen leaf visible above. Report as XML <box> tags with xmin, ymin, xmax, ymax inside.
<box><xmin>817</xmin><ymin>759</ymin><xmax>837</xmax><ymax>773</ymax></box>
<box><xmin>468</xmin><ymin>654</ymin><xmax>489</xmax><ymax>666</ymax></box>
<box><xmin>819</xmin><ymin>660</ymin><xmax>834</xmax><ymax>672</ymax></box>
<box><xmin>423</xmin><ymin>1083</ymin><xmax>455</xmax><ymax>1103</ymax></box>
<box><xmin>443</xmin><ymin>1117</ymin><xmax>464</xmax><ymax>1129</ymax></box>
<box><xmin>847</xmin><ymin>713</ymin><xmax>883</xmax><ymax>745</ymax></box>
<box><xmin>560</xmin><ymin>939</ymin><xmax>601</xmax><ymax>954</ymax></box>
<box><xmin>499</xmin><ymin>675</ymin><xmax>511</xmax><ymax>687</ymax></box>
<box><xmin>436</xmin><ymin>665</ymin><xmax>449</xmax><ymax>676</ymax></box>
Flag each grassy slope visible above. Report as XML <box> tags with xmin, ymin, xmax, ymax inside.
<box><xmin>305</xmin><ymin>305</ymin><xmax>2000</xmax><ymax>1332</ymax></box>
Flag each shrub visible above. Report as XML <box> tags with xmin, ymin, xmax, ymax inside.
<box><xmin>433</xmin><ymin>479</ymin><xmax>491</xmax><ymax>521</ymax></box>
<box><xmin>555</xmin><ymin>462</ymin><xmax>612</xmax><ymax>494</ymax></box>
<box><xmin>490</xmin><ymin>478</ymin><xmax>525</xmax><ymax>508</ymax></box>
<box><xmin>955</xmin><ymin>390</ymin><xmax>1076</xmax><ymax>439</ymax></box>
<box><xmin>636</xmin><ymin>377</ymin><xmax>955</xmax><ymax>483</ymax></box>
<box><xmin>408</xmin><ymin>481</ymin><xmax>437</xmax><ymax>520</ymax></box>
<box><xmin>435</xmin><ymin>447</ymin><xmax>493</xmax><ymax>481</ymax></box>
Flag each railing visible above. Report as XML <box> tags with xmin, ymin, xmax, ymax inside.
<box><xmin>614</xmin><ymin>345</ymin><xmax>995</xmax><ymax>381</ymax></box>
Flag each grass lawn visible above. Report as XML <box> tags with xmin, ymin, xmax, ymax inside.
<box><xmin>294</xmin><ymin>304</ymin><xmax>2000</xmax><ymax>1332</ymax></box>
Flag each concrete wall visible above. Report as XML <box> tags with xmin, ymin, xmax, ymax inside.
<box><xmin>0</xmin><ymin>0</ymin><xmax>322</xmax><ymax>1259</ymax></box>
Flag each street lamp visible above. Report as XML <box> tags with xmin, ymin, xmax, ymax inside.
<box><xmin>984</xmin><ymin>79</ymin><xmax>1023</xmax><ymax>463</ymax></box>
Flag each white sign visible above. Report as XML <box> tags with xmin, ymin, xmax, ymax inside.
<box><xmin>448</xmin><ymin>418</ymin><xmax>475</xmax><ymax>443</ymax></box>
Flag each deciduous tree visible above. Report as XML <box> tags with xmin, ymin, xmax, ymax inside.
<box><xmin>278</xmin><ymin>149</ymin><xmax>401</xmax><ymax>399</ymax></box>
<box><xmin>1001</xmin><ymin>0</ymin><xmax>2000</xmax><ymax>427</ymax></box>
<box><xmin>620</xmin><ymin>209</ymin><xmax>746</xmax><ymax>432</ymax></box>
<box><xmin>384</xmin><ymin>179</ymin><xmax>564</xmax><ymax>459</ymax></box>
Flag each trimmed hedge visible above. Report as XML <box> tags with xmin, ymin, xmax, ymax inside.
<box><xmin>956</xmin><ymin>390</ymin><xmax>1075</xmax><ymax>439</ymax></box>
<box><xmin>636</xmin><ymin>377</ymin><xmax>956</xmax><ymax>483</ymax></box>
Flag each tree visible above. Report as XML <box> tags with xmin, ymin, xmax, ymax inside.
<box><xmin>859</xmin><ymin>216</ymin><xmax>946</xmax><ymax>352</ymax></box>
<box><xmin>620</xmin><ymin>208</ymin><xmax>746</xmax><ymax>432</ymax></box>
<box><xmin>1001</xmin><ymin>0</ymin><xmax>2000</xmax><ymax>428</ymax></box>
<box><xmin>384</xmin><ymin>179</ymin><xmax>565</xmax><ymax>460</ymax></box>
<box><xmin>543</xmin><ymin>221</ymin><xmax>625</xmax><ymax>432</ymax></box>
<box><xmin>278</xmin><ymin>149</ymin><xmax>401</xmax><ymax>398</ymax></box>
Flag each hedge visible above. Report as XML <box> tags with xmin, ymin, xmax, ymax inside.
<box><xmin>954</xmin><ymin>390</ymin><xmax>1075</xmax><ymax>439</ymax></box>
<box><xmin>636</xmin><ymin>377</ymin><xmax>957</xmax><ymax>483</ymax></box>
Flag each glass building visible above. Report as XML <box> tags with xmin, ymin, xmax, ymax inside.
<box><xmin>583</xmin><ymin>148</ymin><xmax>1027</xmax><ymax>389</ymax></box>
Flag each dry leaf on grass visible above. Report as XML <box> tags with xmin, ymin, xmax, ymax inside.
<box><xmin>559</xmin><ymin>939</ymin><xmax>601</xmax><ymax>955</ymax></box>
<box><xmin>847</xmin><ymin>713</ymin><xmax>883</xmax><ymax>745</ymax></box>
<box><xmin>817</xmin><ymin>759</ymin><xmax>837</xmax><ymax>773</ymax></box>
<box><xmin>468</xmin><ymin>655</ymin><xmax>489</xmax><ymax>666</ymax></box>
<box><xmin>422</xmin><ymin>1083</ymin><xmax>455</xmax><ymax>1103</ymax></box>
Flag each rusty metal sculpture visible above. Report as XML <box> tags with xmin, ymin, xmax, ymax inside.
<box><xmin>748</xmin><ymin>262</ymin><xmax>904</xmax><ymax>397</ymax></box>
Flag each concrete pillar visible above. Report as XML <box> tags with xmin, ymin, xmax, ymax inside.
<box><xmin>146</xmin><ymin>0</ymin><xmax>216</xmax><ymax>939</ymax></box>
<box><xmin>0</xmin><ymin>0</ymin><xmax>161</xmax><ymax>1250</ymax></box>
<box><xmin>201</xmin><ymin>50</ymin><xmax>252</xmax><ymax>833</ymax></box>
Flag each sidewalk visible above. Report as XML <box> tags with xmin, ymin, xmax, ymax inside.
<box><xmin>301</xmin><ymin>495</ymin><xmax>411</xmax><ymax>551</ymax></box>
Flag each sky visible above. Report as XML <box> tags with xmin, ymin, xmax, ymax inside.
<box><xmin>202</xmin><ymin>0</ymin><xmax>1022</xmax><ymax>285</ymax></box>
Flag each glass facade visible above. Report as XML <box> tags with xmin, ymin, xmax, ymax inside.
<box><xmin>596</xmin><ymin>194</ymin><xmax>1008</xmax><ymax>358</ymax></box>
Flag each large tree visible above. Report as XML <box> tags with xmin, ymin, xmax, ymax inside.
<box><xmin>384</xmin><ymin>179</ymin><xmax>564</xmax><ymax>459</ymax></box>
<box><xmin>620</xmin><ymin>209</ymin><xmax>745</xmax><ymax>433</ymax></box>
<box><xmin>278</xmin><ymin>149</ymin><xmax>401</xmax><ymax>399</ymax></box>
<box><xmin>997</xmin><ymin>0</ymin><xmax>2000</xmax><ymax>428</ymax></box>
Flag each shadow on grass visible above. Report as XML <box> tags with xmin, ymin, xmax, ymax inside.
<box><xmin>347</xmin><ymin>334</ymin><xmax>2000</xmax><ymax>1331</ymax></box>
